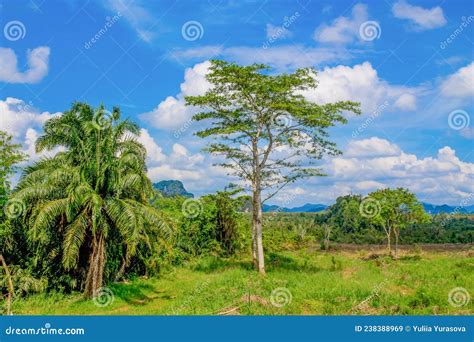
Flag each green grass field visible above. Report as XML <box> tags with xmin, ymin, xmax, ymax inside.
<box><xmin>10</xmin><ymin>245</ymin><xmax>473</xmax><ymax>315</ymax></box>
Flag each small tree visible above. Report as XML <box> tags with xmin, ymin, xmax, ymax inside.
<box><xmin>186</xmin><ymin>60</ymin><xmax>360</xmax><ymax>273</ymax></box>
<box><xmin>369</xmin><ymin>188</ymin><xmax>429</xmax><ymax>258</ymax></box>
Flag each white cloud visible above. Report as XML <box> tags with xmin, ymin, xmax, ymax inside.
<box><xmin>300</xmin><ymin>61</ymin><xmax>419</xmax><ymax>113</ymax></box>
<box><xmin>0</xmin><ymin>97</ymin><xmax>55</xmax><ymax>138</ymax></box>
<box><xmin>394</xmin><ymin>93</ymin><xmax>417</xmax><ymax>111</ymax></box>
<box><xmin>140</xmin><ymin>61</ymin><xmax>211</xmax><ymax>130</ymax></box>
<box><xmin>137</xmin><ymin>128</ymin><xmax>166</xmax><ymax>164</ymax></box>
<box><xmin>0</xmin><ymin>47</ymin><xmax>50</xmax><ymax>83</ymax></box>
<box><xmin>440</xmin><ymin>62</ymin><xmax>474</xmax><ymax>98</ymax></box>
<box><xmin>138</xmin><ymin>128</ymin><xmax>208</xmax><ymax>183</ymax></box>
<box><xmin>318</xmin><ymin>138</ymin><xmax>474</xmax><ymax>205</ymax></box>
<box><xmin>0</xmin><ymin>97</ymin><xmax>63</xmax><ymax>162</ymax></box>
<box><xmin>345</xmin><ymin>137</ymin><xmax>401</xmax><ymax>158</ymax></box>
<box><xmin>313</xmin><ymin>3</ymin><xmax>368</xmax><ymax>44</ymax></box>
<box><xmin>392</xmin><ymin>0</ymin><xmax>446</xmax><ymax>30</ymax></box>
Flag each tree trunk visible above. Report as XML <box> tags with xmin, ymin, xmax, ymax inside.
<box><xmin>382</xmin><ymin>224</ymin><xmax>392</xmax><ymax>256</ymax></box>
<box><xmin>394</xmin><ymin>229</ymin><xmax>399</xmax><ymax>259</ymax></box>
<box><xmin>252</xmin><ymin>188</ymin><xmax>265</xmax><ymax>274</ymax></box>
<box><xmin>323</xmin><ymin>224</ymin><xmax>332</xmax><ymax>250</ymax></box>
<box><xmin>251</xmin><ymin>217</ymin><xmax>257</xmax><ymax>269</ymax></box>
<box><xmin>386</xmin><ymin>232</ymin><xmax>391</xmax><ymax>255</ymax></box>
<box><xmin>0</xmin><ymin>255</ymin><xmax>14</xmax><ymax>315</ymax></box>
<box><xmin>84</xmin><ymin>234</ymin><xmax>106</xmax><ymax>298</ymax></box>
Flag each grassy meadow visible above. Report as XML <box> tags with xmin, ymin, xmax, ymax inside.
<box><xmin>11</xmin><ymin>244</ymin><xmax>473</xmax><ymax>315</ymax></box>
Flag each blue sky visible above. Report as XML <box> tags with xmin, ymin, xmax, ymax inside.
<box><xmin>0</xmin><ymin>0</ymin><xmax>473</xmax><ymax>206</ymax></box>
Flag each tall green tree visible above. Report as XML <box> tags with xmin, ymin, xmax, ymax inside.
<box><xmin>0</xmin><ymin>130</ymin><xmax>26</xmax><ymax>257</ymax></box>
<box><xmin>12</xmin><ymin>103</ymin><xmax>171</xmax><ymax>297</ymax></box>
<box><xmin>186</xmin><ymin>60</ymin><xmax>360</xmax><ymax>273</ymax></box>
<box><xmin>369</xmin><ymin>188</ymin><xmax>429</xmax><ymax>258</ymax></box>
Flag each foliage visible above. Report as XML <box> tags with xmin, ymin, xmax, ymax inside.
<box><xmin>153</xmin><ymin>191</ymin><xmax>245</xmax><ymax>261</ymax></box>
<box><xmin>369</xmin><ymin>188</ymin><xmax>430</xmax><ymax>257</ymax></box>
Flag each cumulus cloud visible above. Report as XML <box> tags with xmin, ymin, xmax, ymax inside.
<box><xmin>313</xmin><ymin>3</ymin><xmax>369</xmax><ymax>44</ymax></box>
<box><xmin>0</xmin><ymin>97</ymin><xmax>55</xmax><ymax>138</ymax></box>
<box><xmin>140</xmin><ymin>61</ymin><xmax>211</xmax><ymax>130</ymax></box>
<box><xmin>0</xmin><ymin>97</ymin><xmax>62</xmax><ymax>161</ymax></box>
<box><xmin>440</xmin><ymin>62</ymin><xmax>474</xmax><ymax>98</ymax></box>
<box><xmin>320</xmin><ymin>138</ymin><xmax>474</xmax><ymax>204</ymax></box>
<box><xmin>300</xmin><ymin>61</ymin><xmax>419</xmax><ymax>113</ymax></box>
<box><xmin>0</xmin><ymin>47</ymin><xmax>50</xmax><ymax>83</ymax></box>
<box><xmin>392</xmin><ymin>0</ymin><xmax>446</xmax><ymax>30</ymax></box>
<box><xmin>345</xmin><ymin>137</ymin><xmax>401</xmax><ymax>158</ymax></box>
<box><xmin>138</xmin><ymin>128</ymin><xmax>208</xmax><ymax>184</ymax></box>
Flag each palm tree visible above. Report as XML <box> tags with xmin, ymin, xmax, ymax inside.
<box><xmin>13</xmin><ymin>103</ymin><xmax>171</xmax><ymax>297</ymax></box>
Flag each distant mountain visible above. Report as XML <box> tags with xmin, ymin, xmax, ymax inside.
<box><xmin>422</xmin><ymin>203</ymin><xmax>473</xmax><ymax>214</ymax></box>
<box><xmin>262</xmin><ymin>203</ymin><xmax>327</xmax><ymax>213</ymax></box>
<box><xmin>153</xmin><ymin>180</ymin><xmax>194</xmax><ymax>198</ymax></box>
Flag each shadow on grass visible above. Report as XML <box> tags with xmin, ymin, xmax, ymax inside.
<box><xmin>266</xmin><ymin>252</ymin><xmax>322</xmax><ymax>273</ymax></box>
<box><xmin>110</xmin><ymin>282</ymin><xmax>173</xmax><ymax>306</ymax></box>
<box><xmin>192</xmin><ymin>253</ymin><xmax>322</xmax><ymax>273</ymax></box>
<box><xmin>191</xmin><ymin>256</ymin><xmax>254</xmax><ymax>273</ymax></box>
